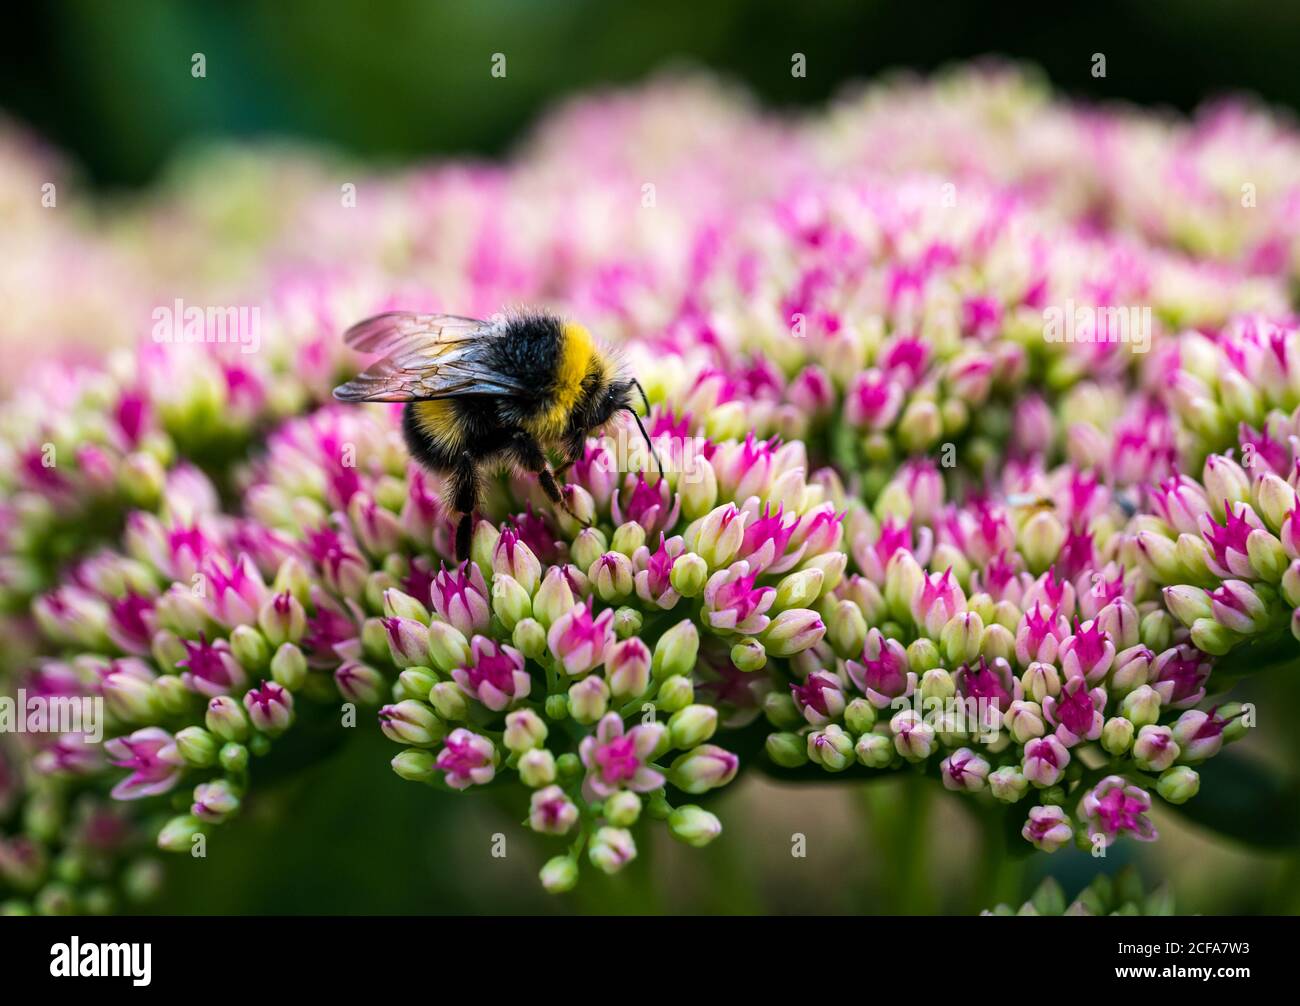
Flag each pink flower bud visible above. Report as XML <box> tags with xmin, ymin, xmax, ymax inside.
<box><xmin>243</xmin><ymin>681</ymin><xmax>294</xmax><ymax>735</ymax></box>
<box><xmin>430</xmin><ymin>563</ymin><xmax>491</xmax><ymax>637</ymax></box>
<box><xmin>547</xmin><ymin>601</ymin><xmax>614</xmax><ymax>676</ymax></box>
<box><xmin>1022</xmin><ymin>804</ymin><xmax>1073</xmax><ymax>852</ymax></box>
<box><xmin>1078</xmin><ymin>775</ymin><xmax>1157</xmax><ymax>848</ymax></box>
<box><xmin>436</xmin><ymin>728</ymin><xmax>496</xmax><ymax>789</ymax></box>
<box><xmin>451</xmin><ymin>636</ymin><xmax>530</xmax><ymax>712</ymax></box>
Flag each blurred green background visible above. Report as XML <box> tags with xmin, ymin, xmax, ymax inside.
<box><xmin>4</xmin><ymin>0</ymin><xmax>1300</xmax><ymax>914</ymax></box>
<box><xmin>5</xmin><ymin>0</ymin><xmax>1300</xmax><ymax>188</ymax></box>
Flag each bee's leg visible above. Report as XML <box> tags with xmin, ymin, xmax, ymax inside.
<box><xmin>553</xmin><ymin>434</ymin><xmax>588</xmax><ymax>480</ymax></box>
<box><xmin>449</xmin><ymin>456</ymin><xmax>482</xmax><ymax>562</ymax></box>
<box><xmin>512</xmin><ymin>432</ymin><xmax>588</xmax><ymax>526</ymax></box>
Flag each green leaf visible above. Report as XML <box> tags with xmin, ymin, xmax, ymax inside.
<box><xmin>1165</xmin><ymin>750</ymin><xmax>1300</xmax><ymax>848</ymax></box>
<box><xmin>1209</xmin><ymin>630</ymin><xmax>1300</xmax><ymax>681</ymax></box>
<box><xmin>1029</xmin><ymin>877</ymin><xmax>1066</xmax><ymax>915</ymax></box>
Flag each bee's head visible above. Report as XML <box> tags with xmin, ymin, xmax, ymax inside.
<box><xmin>590</xmin><ymin>378</ymin><xmax>637</xmax><ymax>430</ymax></box>
<box><xmin>599</xmin><ymin>377</ymin><xmax>662</xmax><ymax>480</ymax></box>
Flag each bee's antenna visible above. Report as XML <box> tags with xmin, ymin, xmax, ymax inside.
<box><xmin>627</xmin><ymin>379</ymin><xmax>663</xmax><ymax>482</ymax></box>
<box><xmin>631</xmin><ymin>378</ymin><xmax>652</xmax><ymax>416</ymax></box>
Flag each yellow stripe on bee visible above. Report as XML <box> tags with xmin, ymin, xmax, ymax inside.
<box><xmin>526</xmin><ymin>322</ymin><xmax>596</xmax><ymax>440</ymax></box>
<box><xmin>412</xmin><ymin>399</ymin><xmax>463</xmax><ymax>452</ymax></box>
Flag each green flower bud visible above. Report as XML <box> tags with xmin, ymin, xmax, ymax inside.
<box><xmin>919</xmin><ymin>668</ymin><xmax>956</xmax><ymax>702</ymax></box>
<box><xmin>396</xmin><ymin>666</ymin><xmax>437</xmax><ymax>703</ymax></box>
<box><xmin>656</xmin><ymin>674</ymin><xmax>694</xmax><ymax>712</ymax></box>
<box><xmin>361</xmin><ymin>617</ymin><xmax>392</xmax><ymax>664</ymax></box>
<box><xmin>269</xmin><ymin>642</ymin><xmax>308</xmax><ymax>691</ymax></box>
<box><xmin>1156</xmin><ymin>765</ymin><xmax>1200</xmax><ymax>805</ymax></box>
<box><xmin>1190</xmin><ymin>617</ymin><xmax>1237</xmax><ymax>655</ymax></box>
<box><xmin>544</xmin><ymin>693</ymin><xmax>570</xmax><ymax>721</ymax></box>
<box><xmin>539</xmin><ymin>855</ymin><xmax>579</xmax><ymax>893</ymax></box>
<box><xmin>155</xmin><ymin>674</ymin><xmax>192</xmax><ymax>716</ymax></box>
<box><xmin>730</xmin><ymin>638</ymin><xmax>767</xmax><ymax>672</ymax></box>
<box><xmin>1021</xmin><ymin>511</ymin><xmax>1066</xmax><ymax>574</ymax></box>
<box><xmin>1217</xmin><ymin>702</ymin><xmax>1252</xmax><ymax>742</ymax></box>
<box><xmin>205</xmin><ymin>695</ymin><xmax>249</xmax><ymax>742</ymax></box>
<box><xmin>611</xmin><ymin>521</ymin><xmax>646</xmax><ymax>557</ymax></box>
<box><xmin>804</xmin><ymin>551</ymin><xmax>847</xmax><ymax>592</ymax></box>
<box><xmin>230</xmin><ymin>625</ymin><xmax>270</xmax><ymax>672</ymax></box>
<box><xmin>1163</xmin><ymin>584</ymin><xmax>1213</xmax><ymax>627</ymax></box>
<box><xmin>426</xmin><ymin>620</ymin><xmax>471</xmax><ymax>673</ymax></box>
<box><xmin>1175</xmin><ymin>532</ymin><xmax>1216</xmax><ymax>583</ymax></box>
<box><xmin>898</xmin><ymin>399</ymin><xmax>942</xmax><ymax>452</ymax></box>
<box><xmin>988</xmin><ymin>766</ymin><xmax>1029</xmax><ymax>802</ymax></box>
<box><xmin>511</xmin><ymin>617</ymin><xmax>547</xmax><ymax>659</ymax></box>
<box><xmin>503</xmin><ymin>709</ymin><xmax>548</xmax><ymax>752</ymax></box>
<box><xmin>854</xmin><ymin>730</ymin><xmax>894</xmax><ymax>768</ymax></box>
<box><xmin>590</xmin><ymin>552</ymin><xmax>634</xmax><ymax>603</ymax></box>
<box><xmin>807</xmin><ymin>724</ymin><xmax>854</xmax><ymax>771</ymax></box>
<box><xmin>827</xmin><ymin>598</ymin><xmax>867</xmax><ymax>658</ymax></box>
<box><xmin>174</xmin><ymin>726</ymin><xmax>218</xmax><ymax>767</ymax></box>
<box><xmin>470</xmin><ymin>520</ymin><xmax>500</xmax><ymax>579</ymax></box>
<box><xmin>613</xmin><ymin>606</ymin><xmax>643</xmax><ymax>639</ymax></box>
<box><xmin>518</xmin><ymin>748</ymin><xmax>557</xmax><ymax>787</ymax></box>
<box><xmin>378</xmin><ymin>700</ymin><xmax>444</xmax><ymax>747</ymax></box>
<box><xmin>1140</xmin><ymin>609</ymin><xmax>1175</xmax><ymax>651</ymax></box>
<box><xmin>156</xmin><ymin>815</ymin><xmax>204</xmax><ymax>854</ymax></box>
<box><xmin>765</xmin><ymin>731</ymin><xmax>809</xmax><ymax>768</ymax></box>
<box><xmin>844</xmin><ymin>697</ymin><xmax>877</xmax><ymax>735</ymax></box>
<box><xmin>391</xmin><ymin>748</ymin><xmax>438</xmax><ymax>783</ymax></box>
<box><xmin>763</xmin><ymin>691</ymin><xmax>801</xmax><ymax>728</ymax></box>
<box><xmin>150</xmin><ymin>629</ymin><xmax>188</xmax><ymax>673</ymax></box>
<box><xmin>669</xmin><ymin>704</ymin><xmax>718</xmax><ymax>749</ymax></box>
<box><xmin>762</xmin><ymin>608</ymin><xmax>825</xmax><ymax>657</ymax></box>
<box><xmin>382</xmin><ymin>587</ymin><xmax>430</xmax><ymax>625</ymax></box>
<box><xmin>941</xmin><ymin>611</ymin><xmax>983</xmax><ymax>665</ymax></box>
<box><xmin>1120</xmin><ymin>685</ymin><xmax>1162</xmax><ymax>728</ymax></box>
<box><xmin>219</xmin><ymin>742</ymin><xmax>249</xmax><ymax>775</ymax></box>
<box><xmin>429</xmin><ymin>681</ymin><xmax>470</xmax><ymax>721</ymax></box>
<box><xmin>679</xmin><ymin>458</ymin><xmax>718</xmax><ymax>521</ymax></box>
<box><xmin>571</xmin><ymin>527</ymin><xmax>608</xmax><ymax>572</ymax></box>
<box><xmin>567</xmin><ymin>676</ymin><xmax>609</xmax><ymax>724</ymax></box>
<box><xmin>588</xmin><ymin>827</ymin><xmax>637</xmax><ymax>875</ymax></box>
<box><xmin>556</xmin><ymin>751</ymin><xmax>582</xmax><ymax>780</ymax></box>
<box><xmin>1255</xmin><ymin>473</ymin><xmax>1297</xmax><ymax>532</ymax></box>
<box><xmin>1135</xmin><ymin>530</ymin><xmax>1186</xmax><ymax>583</ymax></box>
<box><xmin>669</xmin><ymin>552</ymin><xmax>708</xmax><ymax>597</ymax></box>
<box><xmin>491</xmin><ymin>573</ymin><xmax>532</xmax><ymax>631</ymax></box>
<box><xmin>102</xmin><ymin>672</ymin><xmax>160</xmax><ymax>723</ymax></box>
<box><xmin>532</xmin><ymin>567</ymin><xmax>576</xmax><ymax>629</ymax></box>
<box><xmin>906</xmin><ymin>636</ymin><xmax>941</xmax><ymax>674</ymax></box>
<box><xmin>652</xmin><ymin>619</ymin><xmax>699</xmax><ymax>679</ymax></box>
<box><xmin>1101</xmin><ymin>716</ymin><xmax>1135</xmax><ymax>755</ymax></box>
<box><xmin>1282</xmin><ymin>560</ymin><xmax>1300</xmax><ymax>609</ymax></box>
<box><xmin>667</xmin><ymin>805</ymin><xmax>722</xmax><ymax>847</ymax></box>
<box><xmin>604</xmin><ymin>791</ymin><xmax>642</xmax><ymax>827</ymax></box>
<box><xmin>884</xmin><ymin>552</ymin><xmax>926</xmax><ymax>623</ymax></box>
<box><xmin>692</xmin><ymin>504</ymin><xmax>745</xmax><ymax>569</ymax></box>
<box><xmin>1246</xmin><ymin>529</ymin><xmax>1287</xmax><ymax>581</ymax></box>
<box><xmin>774</xmin><ymin>568</ymin><xmax>824</xmax><ymax>611</ymax></box>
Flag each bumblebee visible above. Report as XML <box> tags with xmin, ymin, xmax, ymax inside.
<box><xmin>333</xmin><ymin>310</ymin><xmax>656</xmax><ymax>560</ymax></box>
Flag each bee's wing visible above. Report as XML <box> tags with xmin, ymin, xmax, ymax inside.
<box><xmin>333</xmin><ymin>312</ymin><xmax>528</xmax><ymax>403</ymax></box>
<box><xmin>342</xmin><ymin>311</ymin><xmax>486</xmax><ymax>355</ymax></box>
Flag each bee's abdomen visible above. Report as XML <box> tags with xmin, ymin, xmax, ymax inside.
<box><xmin>403</xmin><ymin>399</ymin><xmax>515</xmax><ymax>472</ymax></box>
<box><xmin>402</xmin><ymin>402</ymin><xmax>461</xmax><ymax>471</ymax></box>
